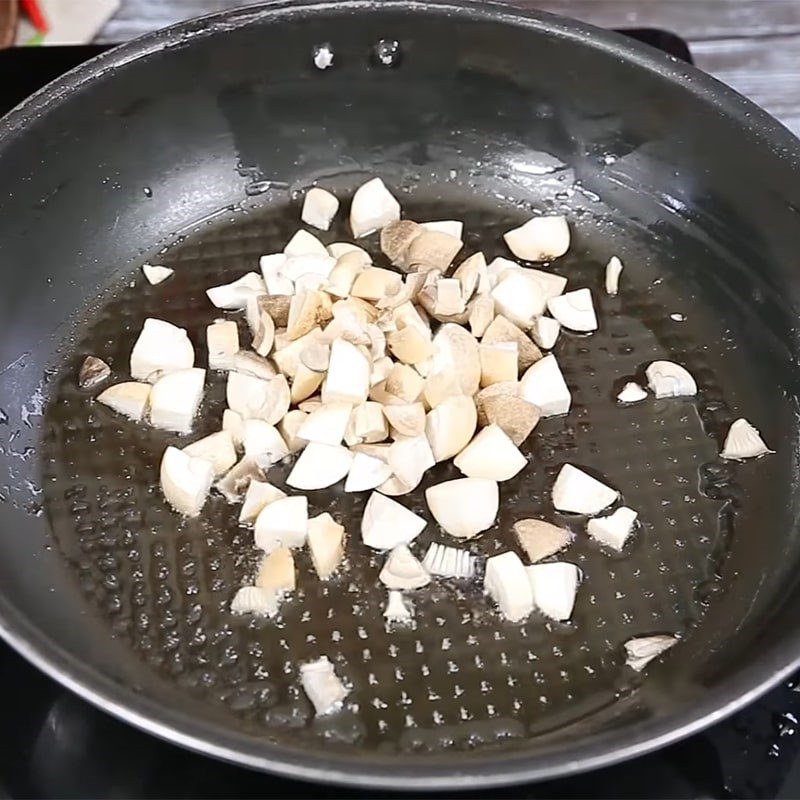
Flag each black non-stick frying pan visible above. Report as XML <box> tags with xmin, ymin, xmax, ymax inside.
<box><xmin>1</xmin><ymin>0</ymin><xmax>800</xmax><ymax>790</ymax></box>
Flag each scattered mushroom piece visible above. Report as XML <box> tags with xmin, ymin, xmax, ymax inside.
<box><xmin>256</xmin><ymin>547</ymin><xmax>296</xmax><ymax>593</ymax></box>
<box><xmin>551</xmin><ymin>464</ymin><xmax>618</xmax><ymax>515</ymax></box>
<box><xmin>388</xmin><ymin>434</ymin><xmax>436</xmax><ymax>489</ymax></box>
<box><xmin>230</xmin><ymin>586</ymin><xmax>279</xmax><ymax>617</ymax></box>
<box><xmin>384</xmin><ymin>363</ymin><xmax>425</xmax><ymax>404</ymax></box>
<box><xmin>301</xmin><ymin>187</ymin><xmax>339</xmax><ymax>231</ymax></box>
<box><xmin>491</xmin><ymin>270</ymin><xmax>547</xmax><ymax>327</ymax></box>
<box><xmin>207</xmin><ymin>272</ymin><xmax>266</xmax><ymax>310</ymax></box>
<box><xmin>254</xmin><ymin>495</ymin><xmax>308</xmax><ymax>552</ymax></box>
<box><xmin>287</xmin><ymin>289</ymin><xmax>332</xmax><ymax>340</ymax></box>
<box><xmin>351</xmin><ymin>267</ymin><xmax>403</xmax><ymax>301</ymax></box>
<box><xmin>233</xmin><ymin>350</ymin><xmax>276</xmax><ymax>381</ymax></box>
<box><xmin>361</xmin><ymin>492</ymin><xmax>426</xmax><ymax>550</ymax></box>
<box><xmin>222</xmin><ymin>408</ymin><xmax>245</xmax><ymax>449</ymax></box>
<box><xmin>97</xmin><ymin>381</ymin><xmax>151</xmax><ymax>421</ymax></box>
<box><xmin>216</xmin><ymin>457</ymin><xmax>266</xmax><ymax>503</ymax></box>
<box><xmin>239</xmin><ymin>480</ymin><xmax>286</xmax><ymax>525</ymax></box>
<box><xmin>431</xmin><ymin>323</ymin><xmax>481</xmax><ymax>396</ymax></box>
<box><xmin>529</xmin><ymin>316</ymin><xmax>560</xmax><ymax>350</ymax></box>
<box><xmin>519</xmin><ymin>354</ymin><xmax>571</xmax><ymax>417</ymax></box>
<box><xmin>645</xmin><ymin>360</ymin><xmax>697</xmax><ymax>399</ymax></box>
<box><xmin>383</xmin><ymin>403</ymin><xmax>426</xmax><ymax>438</ymax></box>
<box><xmin>297</xmin><ymin>401</ymin><xmax>353</xmax><ymax>446</ymax></box>
<box><xmin>286</xmin><ymin>442</ymin><xmax>353</xmax><ymax>490</ymax></box>
<box><xmin>149</xmin><ymin>367</ymin><xmax>205</xmax><ymax>434</ymax></box>
<box><xmin>605</xmin><ymin>256</ymin><xmax>623</xmax><ymax>296</ymax></box>
<box><xmin>206</xmin><ymin>320</ymin><xmax>239</xmax><ymax>370</ymax></box>
<box><xmin>242</xmin><ymin>419</ymin><xmax>290</xmax><ymax>464</ymax></box>
<box><xmin>479</xmin><ymin>342</ymin><xmax>518</xmax><ymax>387</ymax></box>
<box><xmin>380</xmin><ymin>220</ymin><xmax>422</xmax><ymax>265</ymax></box>
<box><xmin>514</xmin><ymin>519</ymin><xmax>571</xmax><ymax>563</ymax></box>
<box><xmin>624</xmin><ymin>635</ymin><xmax>678</xmax><ymax>671</ymax></box>
<box><xmin>273</xmin><ymin>328</ymin><xmax>324</xmax><ymax>378</ymax></box>
<box><xmin>284</xmin><ymin>229</ymin><xmax>328</xmax><ymax>257</ymax></box>
<box><xmin>425</xmin><ymin>395</ymin><xmax>477</xmax><ymax>462</ymax></box>
<box><xmin>468</xmin><ymin>294</ymin><xmax>495</xmax><ymax>338</ymax></box>
<box><xmin>526</xmin><ymin>562</ymin><xmax>579</xmax><ymax>621</ymax></box>
<box><xmin>353</xmin><ymin>401</ymin><xmax>388</xmax><ymax>443</ymax></box>
<box><xmin>259</xmin><ymin>253</ymin><xmax>293</xmax><ymax>296</ymax></box>
<box><xmin>300</xmin><ymin>657</ymin><xmax>348</xmax><ymax>715</ymax></box>
<box><xmin>422</xmin><ymin>542</ymin><xmax>476</xmax><ymax>579</ymax></box>
<box><xmin>453</xmin><ymin>424</ymin><xmax>527</xmax><ymax>481</ymax></box>
<box><xmin>291</xmin><ymin>364</ymin><xmax>324</xmax><ymax>404</ymax></box>
<box><xmin>252</xmin><ymin>307</ymin><xmax>276</xmax><ymax>358</ymax></box>
<box><xmin>278</xmin><ymin>409</ymin><xmax>309</xmax><ymax>454</ymax></box>
<box><xmin>326</xmin><ymin>250</ymin><xmax>370</xmax><ymax>298</ymax></box>
<box><xmin>547</xmin><ymin>288</ymin><xmax>598</xmax><ymax>332</ymax></box>
<box><xmin>420</xmin><ymin>220</ymin><xmax>464</xmax><ymax>239</ymax></box>
<box><xmin>384</xmin><ymin>590</ymin><xmax>414</xmax><ymax>623</ymax></box>
<box><xmin>350</xmin><ymin>177</ymin><xmax>400</xmax><ymax>238</ymax></box>
<box><xmin>587</xmin><ymin>506</ymin><xmax>638</xmax><ymax>551</ymax></box>
<box><xmin>720</xmin><ymin>418</ymin><xmax>774</xmax><ymax>460</ymax></box>
<box><xmin>160</xmin><ymin>446</ymin><xmax>214</xmax><ymax>517</ymax></box>
<box><xmin>379</xmin><ymin>545</ymin><xmax>431</xmax><ymax>590</ymax></box>
<box><xmin>344</xmin><ymin>451</ymin><xmax>393</xmax><ymax>492</ymax></box>
<box><xmin>183</xmin><ymin>430</ymin><xmax>237</xmax><ymax>476</ymax></box>
<box><xmin>327</xmin><ymin>241</ymin><xmax>368</xmax><ymax>260</ymax></box>
<box><xmin>142</xmin><ymin>263</ymin><xmax>174</xmax><ymax>285</ymax></box>
<box><xmin>78</xmin><ymin>356</ymin><xmax>110</xmax><ymax>390</ymax></box>
<box><xmin>482</xmin><ymin>315</ymin><xmax>542</xmax><ymax>371</ymax></box>
<box><xmin>617</xmin><ymin>382</ymin><xmax>648</xmax><ymax>404</ymax></box>
<box><xmin>484</xmin><ymin>551</ymin><xmax>534</xmax><ymax>622</ymax></box>
<box><xmin>503</xmin><ymin>215</ymin><xmax>570</xmax><ymax>261</ymax></box>
<box><xmin>386</xmin><ymin>325</ymin><xmax>433</xmax><ymax>365</ymax></box>
<box><xmin>227</xmin><ymin>371</ymin><xmax>290</xmax><ymax>425</ymax></box>
<box><xmin>257</xmin><ymin>294</ymin><xmax>292</xmax><ymax>327</ymax></box>
<box><xmin>307</xmin><ymin>512</ymin><xmax>346</xmax><ymax>579</ymax></box>
<box><xmin>425</xmin><ymin>478</ymin><xmax>499</xmax><ymax>539</ymax></box>
<box><xmin>322</xmin><ymin>338</ymin><xmax>370</xmax><ymax>405</ymax></box>
<box><xmin>475</xmin><ymin>383</ymin><xmax>540</xmax><ymax>446</ymax></box>
<box><xmin>433</xmin><ymin>278</ymin><xmax>466</xmax><ymax>317</ymax></box>
<box><xmin>130</xmin><ymin>318</ymin><xmax>194</xmax><ymax>383</ymax></box>
<box><xmin>403</xmin><ymin>230</ymin><xmax>463</xmax><ymax>273</ymax></box>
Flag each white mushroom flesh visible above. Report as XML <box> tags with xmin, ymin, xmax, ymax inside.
<box><xmin>383</xmin><ymin>590</ymin><xmax>414</xmax><ymax>623</ymax></box>
<box><xmin>422</xmin><ymin>542</ymin><xmax>476</xmax><ymax>579</ymax></box>
<box><xmin>529</xmin><ymin>315</ymin><xmax>561</xmax><ymax>350</ymax></box>
<box><xmin>624</xmin><ymin>635</ymin><xmax>678</xmax><ymax>671</ymax></box>
<box><xmin>301</xmin><ymin>657</ymin><xmax>348</xmax><ymax>715</ymax></box>
<box><xmin>645</xmin><ymin>360</ymin><xmax>697</xmax><ymax>399</ymax></box>
<box><xmin>379</xmin><ymin>545</ymin><xmax>431</xmax><ymax>590</ymax></box>
<box><xmin>605</xmin><ymin>255</ymin><xmax>623</xmax><ymax>296</ymax></box>
<box><xmin>230</xmin><ymin>586</ymin><xmax>279</xmax><ymax>617</ymax></box>
<box><xmin>425</xmin><ymin>478</ymin><xmax>499</xmax><ymax>539</ymax></box>
<box><xmin>453</xmin><ymin>424</ymin><xmax>527</xmax><ymax>481</ymax></box>
<box><xmin>344</xmin><ymin>451</ymin><xmax>393</xmax><ymax>492</ymax></box>
<box><xmin>206</xmin><ymin>320</ymin><xmax>239</xmax><ymax>370</ymax></box>
<box><xmin>254</xmin><ymin>495</ymin><xmax>308</xmax><ymax>552</ymax></box>
<box><xmin>149</xmin><ymin>367</ymin><xmax>205</xmax><ymax>434</ymax></box>
<box><xmin>526</xmin><ymin>562</ymin><xmax>579</xmax><ymax>621</ymax></box>
<box><xmin>361</xmin><ymin>492</ymin><xmax>426</xmax><ymax>549</ymax></box>
<box><xmin>322</xmin><ymin>338</ymin><xmax>370</xmax><ymax>405</ymax></box>
<box><xmin>256</xmin><ymin>547</ymin><xmax>296</xmax><ymax>593</ymax></box>
<box><xmin>160</xmin><ymin>446</ymin><xmax>214</xmax><ymax>517</ymax></box>
<box><xmin>546</xmin><ymin>288</ymin><xmax>598</xmax><ymax>332</ymax></box>
<box><xmin>503</xmin><ymin>215</ymin><xmax>570</xmax><ymax>261</ymax></box>
<box><xmin>207</xmin><ymin>272</ymin><xmax>266</xmax><ymax>310</ymax></box>
<box><xmin>587</xmin><ymin>506</ymin><xmax>638</xmax><ymax>551</ymax></box>
<box><xmin>720</xmin><ymin>418</ymin><xmax>774</xmax><ymax>460</ymax></box>
<box><xmin>183</xmin><ymin>430</ymin><xmax>237</xmax><ymax>476</ymax></box>
<box><xmin>617</xmin><ymin>382</ymin><xmax>648</xmax><ymax>404</ymax></box>
<box><xmin>284</xmin><ymin>229</ymin><xmax>328</xmax><ymax>257</ymax></box>
<box><xmin>519</xmin><ymin>354</ymin><xmax>571</xmax><ymax>417</ymax></box>
<box><xmin>513</xmin><ymin>519</ymin><xmax>572</xmax><ymax>563</ymax></box>
<box><xmin>307</xmin><ymin>512</ymin><xmax>345</xmax><ymax>579</ymax></box>
<box><xmin>130</xmin><ymin>318</ymin><xmax>194</xmax><ymax>383</ymax></box>
<box><xmin>285</xmin><ymin>442</ymin><xmax>353</xmax><ymax>490</ymax></box>
<box><xmin>551</xmin><ymin>464</ymin><xmax>618</xmax><ymax>515</ymax></box>
<box><xmin>297</xmin><ymin>401</ymin><xmax>353</xmax><ymax>445</ymax></box>
<box><xmin>239</xmin><ymin>479</ymin><xmax>286</xmax><ymax>525</ymax></box>
<box><xmin>97</xmin><ymin>382</ymin><xmax>151</xmax><ymax>421</ymax></box>
<box><xmin>142</xmin><ymin>263</ymin><xmax>174</xmax><ymax>285</ymax></box>
<box><xmin>301</xmin><ymin>187</ymin><xmax>340</xmax><ymax>231</ymax></box>
<box><xmin>484</xmin><ymin>551</ymin><xmax>534</xmax><ymax>622</ymax></box>
<box><xmin>350</xmin><ymin>177</ymin><xmax>400</xmax><ymax>238</ymax></box>
<box><xmin>242</xmin><ymin>419</ymin><xmax>290</xmax><ymax>464</ymax></box>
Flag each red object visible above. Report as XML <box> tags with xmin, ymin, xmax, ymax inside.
<box><xmin>20</xmin><ymin>0</ymin><xmax>47</xmax><ymax>33</ymax></box>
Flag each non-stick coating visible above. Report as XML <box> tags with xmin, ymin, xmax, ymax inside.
<box><xmin>2</xmin><ymin>1</ymin><xmax>800</xmax><ymax>789</ymax></box>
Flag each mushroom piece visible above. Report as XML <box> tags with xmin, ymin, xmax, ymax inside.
<box><xmin>278</xmin><ymin>409</ymin><xmax>309</xmax><ymax>454</ymax></box>
<box><xmin>160</xmin><ymin>445</ymin><xmax>214</xmax><ymax>517</ymax></box>
<box><xmin>322</xmin><ymin>338</ymin><xmax>370</xmax><ymax>405</ymax></box>
<box><xmin>286</xmin><ymin>289</ymin><xmax>332</xmax><ymax>340</ymax></box>
<box><xmin>547</xmin><ymin>288</ymin><xmax>598</xmax><ymax>332</ymax></box>
<box><xmin>453</xmin><ymin>424</ymin><xmax>527</xmax><ymax>482</ymax></box>
<box><xmin>257</xmin><ymin>294</ymin><xmax>292</xmax><ymax>328</ymax></box>
<box><xmin>551</xmin><ymin>464</ymin><xmax>617</xmax><ymax>515</ymax></box>
<box><xmin>97</xmin><ymin>381</ymin><xmax>152</xmax><ymax>422</ymax></box>
<box><xmin>484</xmin><ymin>551</ymin><xmax>534</xmax><ymax>622</ymax></box>
<box><xmin>326</xmin><ymin>250</ymin><xmax>370</xmax><ymax>298</ymax></box>
<box><xmin>256</xmin><ymin>547</ymin><xmax>296</xmax><ymax>593</ymax></box>
<box><xmin>384</xmin><ymin>590</ymin><xmax>414</xmax><ymax>623</ymax></box>
<box><xmin>529</xmin><ymin>316</ymin><xmax>560</xmax><ymax>350</ymax></box>
<box><xmin>431</xmin><ymin>323</ymin><xmax>481</xmax><ymax>396</ymax></box>
<box><xmin>149</xmin><ymin>368</ymin><xmax>205</xmax><ymax>434</ymax></box>
<box><xmin>482</xmin><ymin>315</ymin><xmax>542</xmax><ymax>372</ymax></box>
<box><xmin>383</xmin><ymin>403</ymin><xmax>426</xmax><ymax>438</ymax></box>
<box><xmin>239</xmin><ymin>480</ymin><xmax>286</xmax><ymax>525</ymax></box>
<box><xmin>425</xmin><ymin>395</ymin><xmax>478</xmax><ymax>462</ymax></box>
<box><xmin>353</xmin><ymin>401</ymin><xmax>388</xmax><ymax>443</ymax></box>
<box><xmin>383</xmin><ymin>364</ymin><xmax>425</xmax><ymax>404</ymax></box>
<box><xmin>350</xmin><ymin>267</ymin><xmax>403</xmax><ymax>301</ymax></box>
<box><xmin>491</xmin><ymin>270</ymin><xmax>547</xmax><ymax>327</ymax></box>
<box><xmin>422</xmin><ymin>542</ymin><xmax>476</xmax><ymax>579</ymax></box>
<box><xmin>242</xmin><ymin>419</ymin><xmax>290</xmax><ymax>464</ymax></box>
<box><xmin>297</xmin><ymin>401</ymin><xmax>353</xmax><ymax>445</ymax></box>
<box><xmin>78</xmin><ymin>356</ymin><xmax>111</xmax><ymax>390</ymax></box>
<box><xmin>273</xmin><ymin>328</ymin><xmax>324</xmax><ymax>378</ymax></box>
<box><xmin>301</xmin><ymin>187</ymin><xmax>339</xmax><ymax>231</ymax></box>
<box><xmin>216</xmin><ymin>456</ymin><xmax>266</xmax><ymax>503</ymax></box>
<box><xmin>526</xmin><ymin>562</ymin><xmax>579</xmax><ymax>621</ymax></box>
<box><xmin>468</xmin><ymin>294</ymin><xmax>495</xmax><ymax>338</ymax></box>
<box><xmin>479</xmin><ymin>342</ymin><xmax>518</xmax><ymax>387</ymax></box>
<box><xmin>380</xmin><ymin>220</ymin><xmax>422</xmax><ymax>265</ymax></box>
<box><xmin>327</xmin><ymin>241</ymin><xmax>369</xmax><ymax>260</ymax></box>
<box><xmin>514</xmin><ymin>519</ymin><xmax>571</xmax><ymax>563</ymax></box>
<box><xmin>130</xmin><ymin>318</ymin><xmax>194</xmax><ymax>383</ymax></box>
<box><xmin>433</xmin><ymin>278</ymin><xmax>465</xmax><ymax>317</ymax></box>
<box><xmin>519</xmin><ymin>354</ymin><xmax>571</xmax><ymax>417</ymax></box>
<box><xmin>350</xmin><ymin>177</ymin><xmax>401</xmax><ymax>238</ymax></box>
<box><xmin>307</xmin><ymin>512</ymin><xmax>346</xmax><ymax>579</ymax></box>
<box><xmin>254</xmin><ymin>495</ymin><xmax>308</xmax><ymax>552</ymax></box>
<box><xmin>605</xmin><ymin>256</ymin><xmax>623</xmax><ymax>296</ymax></box>
<box><xmin>300</xmin><ymin>342</ymin><xmax>331</xmax><ymax>373</ymax></box>
<box><xmin>617</xmin><ymin>382</ymin><xmax>648</xmax><ymax>404</ymax></box>
<box><xmin>252</xmin><ymin>307</ymin><xmax>276</xmax><ymax>358</ymax></box>
<box><xmin>284</xmin><ymin>228</ymin><xmax>328</xmax><ymax>257</ymax></box>
<box><xmin>206</xmin><ymin>320</ymin><xmax>240</xmax><ymax>370</ymax></box>
<box><xmin>587</xmin><ymin>506</ymin><xmax>638</xmax><ymax>551</ymax></box>
<box><xmin>475</xmin><ymin>384</ymin><xmax>540</xmax><ymax>446</ymax></box>
<box><xmin>300</xmin><ymin>657</ymin><xmax>348</xmax><ymax>715</ymax></box>
<box><xmin>386</xmin><ymin>325</ymin><xmax>433</xmax><ymax>365</ymax></box>
<box><xmin>290</xmin><ymin>364</ymin><xmax>324</xmax><ymax>404</ymax></box>
<box><xmin>142</xmin><ymin>263</ymin><xmax>174</xmax><ymax>285</ymax></box>
<box><xmin>624</xmin><ymin>635</ymin><xmax>678</xmax><ymax>672</ymax></box>
<box><xmin>344</xmin><ymin>452</ymin><xmax>393</xmax><ymax>492</ymax></box>
<box><xmin>227</xmin><ymin>371</ymin><xmax>290</xmax><ymax>425</ymax></box>
<box><xmin>454</xmin><ymin>252</ymin><xmax>488</xmax><ymax>302</ymax></box>
<box><xmin>720</xmin><ymin>418</ymin><xmax>774</xmax><ymax>460</ymax></box>
<box><xmin>207</xmin><ymin>272</ymin><xmax>266</xmax><ymax>310</ymax></box>
<box><xmin>503</xmin><ymin>215</ymin><xmax>570</xmax><ymax>261</ymax></box>
<box><xmin>183</xmin><ymin>430</ymin><xmax>237</xmax><ymax>476</ymax></box>
<box><xmin>645</xmin><ymin>360</ymin><xmax>697</xmax><ymax>399</ymax></box>
<box><xmin>425</xmin><ymin>478</ymin><xmax>499</xmax><ymax>539</ymax></box>
<box><xmin>259</xmin><ymin>253</ymin><xmax>293</xmax><ymax>297</ymax></box>
<box><xmin>230</xmin><ymin>586</ymin><xmax>279</xmax><ymax>617</ymax></box>
<box><xmin>232</xmin><ymin>352</ymin><xmax>275</xmax><ymax>382</ymax></box>
<box><xmin>388</xmin><ymin>434</ymin><xmax>436</xmax><ymax>489</ymax></box>
<box><xmin>361</xmin><ymin>492</ymin><xmax>426</xmax><ymax>549</ymax></box>
<box><xmin>420</xmin><ymin>220</ymin><xmax>464</xmax><ymax>239</ymax></box>
<box><xmin>379</xmin><ymin>545</ymin><xmax>431</xmax><ymax>590</ymax></box>
<box><xmin>376</xmin><ymin>271</ymin><xmax>427</xmax><ymax>311</ymax></box>
<box><xmin>286</xmin><ymin>442</ymin><xmax>353</xmax><ymax>490</ymax></box>
<box><xmin>403</xmin><ymin>230</ymin><xmax>463</xmax><ymax>272</ymax></box>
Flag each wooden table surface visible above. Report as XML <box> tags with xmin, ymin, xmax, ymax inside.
<box><xmin>97</xmin><ymin>0</ymin><xmax>800</xmax><ymax>137</ymax></box>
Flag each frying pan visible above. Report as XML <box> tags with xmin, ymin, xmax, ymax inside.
<box><xmin>1</xmin><ymin>0</ymin><xmax>800</xmax><ymax>790</ymax></box>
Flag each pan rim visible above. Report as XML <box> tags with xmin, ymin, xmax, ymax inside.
<box><xmin>3</xmin><ymin>0</ymin><xmax>800</xmax><ymax>789</ymax></box>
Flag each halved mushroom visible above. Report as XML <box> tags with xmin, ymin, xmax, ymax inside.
<box><xmin>519</xmin><ymin>354</ymin><xmax>571</xmax><ymax>417</ymax></box>
<box><xmin>350</xmin><ymin>267</ymin><xmax>403</xmax><ymax>301</ymax></box>
<box><xmin>130</xmin><ymin>318</ymin><xmax>194</xmax><ymax>383</ymax></box>
<box><xmin>301</xmin><ymin>187</ymin><xmax>340</xmax><ymax>231</ymax></box>
<box><xmin>322</xmin><ymin>338</ymin><xmax>370</xmax><ymax>404</ymax></box>
<box><xmin>344</xmin><ymin>451</ymin><xmax>393</xmax><ymax>492</ymax></box>
<box><xmin>476</xmin><ymin>385</ymin><xmax>540</xmax><ymax>446</ymax></box>
<box><xmin>422</xmin><ymin>542</ymin><xmax>476</xmax><ymax>579</ymax></box>
<box><xmin>142</xmin><ymin>263</ymin><xmax>174</xmax><ymax>285</ymax></box>
<box><xmin>479</xmin><ymin>342</ymin><xmax>518</xmax><ymax>387</ymax></box>
<box><xmin>468</xmin><ymin>294</ymin><xmax>495</xmax><ymax>338</ymax></box>
<box><xmin>286</xmin><ymin>442</ymin><xmax>353</xmax><ymax>490</ymax></box>
<box><xmin>216</xmin><ymin>456</ymin><xmax>266</xmax><ymax>503</ymax></box>
<box><xmin>242</xmin><ymin>419</ymin><xmax>290</xmax><ymax>464</ymax></box>
<box><xmin>547</xmin><ymin>288</ymin><xmax>598</xmax><ymax>332</ymax></box>
<box><xmin>380</xmin><ymin>219</ymin><xmax>422</xmax><ymax>265</ymax></box>
<box><xmin>503</xmin><ymin>215</ymin><xmax>570</xmax><ymax>261</ymax></box>
<box><xmin>326</xmin><ymin>250</ymin><xmax>370</xmax><ymax>298</ymax></box>
<box><xmin>254</xmin><ymin>495</ymin><xmax>308</xmax><ymax>552</ymax></box>
<box><xmin>183</xmin><ymin>430</ymin><xmax>237</xmax><ymax>475</ymax></box>
<box><xmin>491</xmin><ymin>270</ymin><xmax>547</xmax><ymax>327</ymax></box>
<box><xmin>425</xmin><ymin>477</ymin><xmax>499</xmax><ymax>539</ymax></box>
<box><xmin>230</xmin><ymin>586</ymin><xmax>279</xmax><ymax>617</ymax></box>
<box><xmin>514</xmin><ymin>519</ymin><xmax>571</xmax><ymax>563</ymax></box>
<box><xmin>149</xmin><ymin>368</ymin><xmax>205</xmax><ymax>434</ymax></box>
<box><xmin>379</xmin><ymin>545</ymin><xmax>431</xmax><ymax>590</ymax></box>
<box><xmin>206</xmin><ymin>320</ymin><xmax>240</xmax><ymax>371</ymax></box>
<box><xmin>624</xmin><ymin>635</ymin><xmax>678</xmax><ymax>672</ymax></box>
<box><xmin>300</xmin><ymin>657</ymin><xmax>348</xmax><ymax>715</ymax></box>
<box><xmin>232</xmin><ymin>350</ymin><xmax>276</xmax><ymax>381</ymax></box>
<box><xmin>207</xmin><ymin>272</ymin><xmax>266</xmax><ymax>310</ymax></box>
<box><xmin>383</xmin><ymin>403</ymin><xmax>426</xmax><ymax>438</ymax></box>
<box><xmin>403</xmin><ymin>230</ymin><xmax>462</xmax><ymax>272</ymax></box>
<box><xmin>297</xmin><ymin>401</ymin><xmax>353</xmax><ymax>445</ymax></box>
<box><xmin>256</xmin><ymin>547</ymin><xmax>296</xmax><ymax>593</ymax></box>
<box><xmin>605</xmin><ymin>256</ymin><xmax>623</xmax><ymax>296</ymax></box>
<box><xmin>484</xmin><ymin>551</ymin><xmax>534</xmax><ymax>622</ymax></box>
<box><xmin>430</xmin><ymin>323</ymin><xmax>481</xmax><ymax>396</ymax></box>
<box><xmin>425</xmin><ymin>395</ymin><xmax>477</xmax><ymax>462</ymax></box>
<box><xmin>587</xmin><ymin>506</ymin><xmax>638</xmax><ymax>551</ymax></box>
<box><xmin>529</xmin><ymin>316</ymin><xmax>560</xmax><ymax>350</ymax></box>
<box><xmin>284</xmin><ymin>229</ymin><xmax>328</xmax><ymax>257</ymax></box>
<box><xmin>551</xmin><ymin>464</ymin><xmax>617</xmax><ymax>515</ymax></box>
<box><xmin>617</xmin><ymin>382</ymin><xmax>647</xmax><ymax>404</ymax></box>
<box><xmin>453</xmin><ymin>424</ymin><xmax>527</xmax><ymax>481</ymax></box>
<box><xmin>239</xmin><ymin>479</ymin><xmax>286</xmax><ymax>525</ymax></box>
<box><xmin>482</xmin><ymin>315</ymin><xmax>541</xmax><ymax>372</ymax></box>
<box><xmin>384</xmin><ymin>590</ymin><xmax>413</xmax><ymax>623</ymax></box>
<box><xmin>160</xmin><ymin>445</ymin><xmax>215</xmax><ymax>517</ymax></box>
<box><xmin>78</xmin><ymin>355</ymin><xmax>111</xmax><ymax>390</ymax></box>
<box><xmin>420</xmin><ymin>220</ymin><xmax>464</xmax><ymax>239</ymax></box>
<box><xmin>388</xmin><ymin>434</ymin><xmax>435</xmax><ymax>489</ymax></box>
<box><xmin>97</xmin><ymin>382</ymin><xmax>151</xmax><ymax>421</ymax></box>
<box><xmin>361</xmin><ymin>492</ymin><xmax>426</xmax><ymax>549</ymax></box>
<box><xmin>385</xmin><ymin>363</ymin><xmax>425</xmax><ymax>404</ymax></box>
<box><xmin>386</xmin><ymin>325</ymin><xmax>433</xmax><ymax>365</ymax></box>
<box><xmin>307</xmin><ymin>512</ymin><xmax>346</xmax><ymax>579</ymax></box>
<box><xmin>526</xmin><ymin>562</ymin><xmax>579</xmax><ymax>621</ymax></box>
<box><xmin>278</xmin><ymin>409</ymin><xmax>309</xmax><ymax>454</ymax></box>
<box><xmin>259</xmin><ymin>253</ymin><xmax>293</xmax><ymax>297</ymax></box>
<box><xmin>350</xmin><ymin>177</ymin><xmax>401</xmax><ymax>238</ymax></box>
<box><xmin>720</xmin><ymin>418</ymin><xmax>774</xmax><ymax>460</ymax></box>
<box><xmin>645</xmin><ymin>360</ymin><xmax>697</xmax><ymax>398</ymax></box>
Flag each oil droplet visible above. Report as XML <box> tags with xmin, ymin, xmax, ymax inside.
<box><xmin>143</xmin><ymin>186</ymin><xmax>152</xmax><ymax>198</ymax></box>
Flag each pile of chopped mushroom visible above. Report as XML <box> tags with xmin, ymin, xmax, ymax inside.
<box><xmin>86</xmin><ymin>176</ymin><xmax>775</xmax><ymax>714</ymax></box>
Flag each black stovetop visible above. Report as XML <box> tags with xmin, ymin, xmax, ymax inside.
<box><xmin>1</xmin><ymin>31</ymin><xmax>800</xmax><ymax>800</ymax></box>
